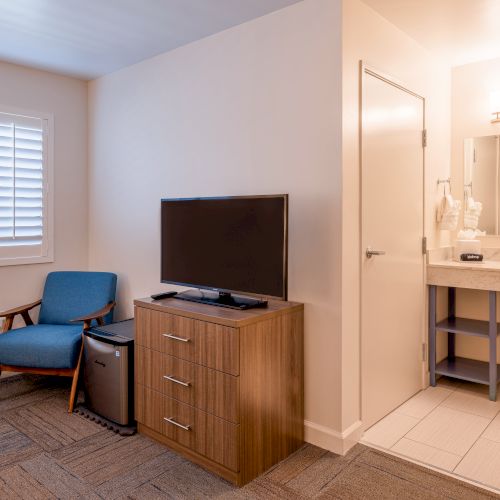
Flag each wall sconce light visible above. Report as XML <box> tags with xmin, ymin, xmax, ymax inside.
<box><xmin>491</xmin><ymin>90</ymin><xmax>500</xmax><ymax>123</ymax></box>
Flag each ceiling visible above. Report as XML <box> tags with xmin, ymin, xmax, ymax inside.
<box><xmin>362</xmin><ymin>0</ymin><xmax>500</xmax><ymax>67</ymax></box>
<box><xmin>0</xmin><ymin>0</ymin><xmax>302</xmax><ymax>80</ymax></box>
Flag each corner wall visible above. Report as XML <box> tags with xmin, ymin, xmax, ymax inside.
<box><xmin>451</xmin><ymin>57</ymin><xmax>500</xmax><ymax>197</ymax></box>
<box><xmin>88</xmin><ymin>0</ymin><xmax>344</xmax><ymax>449</ymax></box>
<box><xmin>451</xmin><ymin>57</ymin><xmax>500</xmax><ymax>362</ymax></box>
<box><xmin>341</xmin><ymin>0</ymin><xmax>451</xmax><ymax>436</ymax></box>
<box><xmin>0</xmin><ymin>62</ymin><xmax>88</xmax><ymax>318</ymax></box>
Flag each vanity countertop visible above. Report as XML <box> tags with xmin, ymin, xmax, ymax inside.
<box><xmin>427</xmin><ymin>248</ymin><xmax>500</xmax><ymax>290</ymax></box>
<box><xmin>428</xmin><ymin>259</ymin><xmax>500</xmax><ymax>272</ymax></box>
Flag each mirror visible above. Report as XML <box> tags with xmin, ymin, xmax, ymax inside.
<box><xmin>463</xmin><ymin>135</ymin><xmax>500</xmax><ymax>234</ymax></box>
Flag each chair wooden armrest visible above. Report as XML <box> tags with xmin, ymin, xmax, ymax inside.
<box><xmin>0</xmin><ymin>300</ymin><xmax>42</xmax><ymax>332</ymax></box>
<box><xmin>70</xmin><ymin>301</ymin><xmax>116</xmax><ymax>330</ymax></box>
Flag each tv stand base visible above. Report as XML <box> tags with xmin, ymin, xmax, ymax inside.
<box><xmin>176</xmin><ymin>289</ymin><xmax>267</xmax><ymax>310</ymax></box>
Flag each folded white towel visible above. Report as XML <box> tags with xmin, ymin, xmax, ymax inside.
<box><xmin>438</xmin><ymin>194</ymin><xmax>461</xmax><ymax>231</ymax></box>
<box><xmin>464</xmin><ymin>197</ymin><xmax>482</xmax><ymax>230</ymax></box>
<box><xmin>458</xmin><ymin>228</ymin><xmax>486</xmax><ymax>239</ymax></box>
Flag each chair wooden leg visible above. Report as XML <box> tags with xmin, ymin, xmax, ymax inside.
<box><xmin>2</xmin><ymin>315</ymin><xmax>13</xmax><ymax>333</ymax></box>
<box><xmin>68</xmin><ymin>340</ymin><xmax>84</xmax><ymax>413</ymax></box>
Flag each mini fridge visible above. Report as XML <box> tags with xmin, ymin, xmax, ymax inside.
<box><xmin>83</xmin><ymin>319</ymin><xmax>134</xmax><ymax>426</ymax></box>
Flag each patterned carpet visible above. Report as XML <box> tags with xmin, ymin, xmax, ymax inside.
<box><xmin>0</xmin><ymin>374</ymin><xmax>498</xmax><ymax>499</ymax></box>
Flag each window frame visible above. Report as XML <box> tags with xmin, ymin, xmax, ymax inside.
<box><xmin>0</xmin><ymin>105</ymin><xmax>54</xmax><ymax>267</ymax></box>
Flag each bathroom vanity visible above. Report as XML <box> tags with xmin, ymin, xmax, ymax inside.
<box><xmin>427</xmin><ymin>249</ymin><xmax>500</xmax><ymax>401</ymax></box>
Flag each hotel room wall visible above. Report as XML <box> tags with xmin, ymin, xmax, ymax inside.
<box><xmin>341</xmin><ymin>0</ymin><xmax>451</xmax><ymax>437</ymax></box>
<box><xmin>451</xmin><ymin>58</ymin><xmax>500</xmax><ymax>362</ymax></box>
<box><xmin>88</xmin><ymin>0</ymin><xmax>344</xmax><ymax>449</ymax></box>
<box><xmin>0</xmin><ymin>61</ymin><xmax>88</xmax><ymax>324</ymax></box>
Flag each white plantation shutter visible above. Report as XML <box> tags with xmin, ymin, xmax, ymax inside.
<box><xmin>0</xmin><ymin>110</ymin><xmax>52</xmax><ymax>264</ymax></box>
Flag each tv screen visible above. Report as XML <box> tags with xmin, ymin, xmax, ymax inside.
<box><xmin>161</xmin><ymin>195</ymin><xmax>288</xmax><ymax>300</ymax></box>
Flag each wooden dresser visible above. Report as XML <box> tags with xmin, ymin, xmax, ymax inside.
<box><xmin>134</xmin><ymin>297</ymin><xmax>304</xmax><ymax>486</ymax></box>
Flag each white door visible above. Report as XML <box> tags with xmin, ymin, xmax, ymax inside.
<box><xmin>361</xmin><ymin>68</ymin><xmax>425</xmax><ymax>429</ymax></box>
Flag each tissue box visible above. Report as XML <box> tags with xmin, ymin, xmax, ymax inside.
<box><xmin>453</xmin><ymin>239</ymin><xmax>482</xmax><ymax>261</ymax></box>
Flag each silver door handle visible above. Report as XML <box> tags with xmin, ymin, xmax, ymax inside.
<box><xmin>162</xmin><ymin>333</ymin><xmax>190</xmax><ymax>343</ymax></box>
<box><xmin>164</xmin><ymin>417</ymin><xmax>191</xmax><ymax>431</ymax></box>
<box><xmin>366</xmin><ymin>247</ymin><xmax>386</xmax><ymax>258</ymax></box>
<box><xmin>163</xmin><ymin>375</ymin><xmax>191</xmax><ymax>387</ymax></box>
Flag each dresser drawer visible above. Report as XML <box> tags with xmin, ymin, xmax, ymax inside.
<box><xmin>136</xmin><ymin>385</ymin><xmax>239</xmax><ymax>471</ymax></box>
<box><xmin>135</xmin><ymin>307</ymin><xmax>239</xmax><ymax>375</ymax></box>
<box><xmin>136</xmin><ymin>346</ymin><xmax>239</xmax><ymax>423</ymax></box>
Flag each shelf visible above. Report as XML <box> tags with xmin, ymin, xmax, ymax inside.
<box><xmin>436</xmin><ymin>317</ymin><xmax>500</xmax><ymax>338</ymax></box>
<box><xmin>436</xmin><ymin>357</ymin><xmax>500</xmax><ymax>385</ymax></box>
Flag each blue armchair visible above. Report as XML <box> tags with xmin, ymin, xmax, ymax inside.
<box><xmin>0</xmin><ymin>271</ymin><xmax>117</xmax><ymax>412</ymax></box>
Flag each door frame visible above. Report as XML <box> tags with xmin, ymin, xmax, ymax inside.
<box><xmin>359</xmin><ymin>62</ymin><xmax>427</xmax><ymax>427</ymax></box>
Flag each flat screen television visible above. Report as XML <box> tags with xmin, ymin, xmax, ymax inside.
<box><xmin>161</xmin><ymin>195</ymin><xmax>288</xmax><ymax>309</ymax></box>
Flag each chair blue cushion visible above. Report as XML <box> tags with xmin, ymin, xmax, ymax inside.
<box><xmin>0</xmin><ymin>324</ymin><xmax>83</xmax><ymax>369</ymax></box>
<box><xmin>38</xmin><ymin>271</ymin><xmax>117</xmax><ymax>325</ymax></box>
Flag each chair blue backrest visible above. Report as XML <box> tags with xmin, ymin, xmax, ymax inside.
<box><xmin>38</xmin><ymin>271</ymin><xmax>117</xmax><ymax>325</ymax></box>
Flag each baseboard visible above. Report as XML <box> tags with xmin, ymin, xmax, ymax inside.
<box><xmin>304</xmin><ymin>419</ymin><xmax>363</xmax><ymax>455</ymax></box>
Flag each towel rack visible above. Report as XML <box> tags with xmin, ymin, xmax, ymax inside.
<box><xmin>437</xmin><ymin>178</ymin><xmax>451</xmax><ymax>195</ymax></box>
<box><xmin>437</xmin><ymin>178</ymin><xmax>451</xmax><ymax>186</ymax></box>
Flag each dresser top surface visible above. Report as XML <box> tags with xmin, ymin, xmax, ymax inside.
<box><xmin>134</xmin><ymin>297</ymin><xmax>303</xmax><ymax>327</ymax></box>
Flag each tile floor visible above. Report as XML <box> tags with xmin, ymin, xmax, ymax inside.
<box><xmin>361</xmin><ymin>377</ymin><xmax>500</xmax><ymax>494</ymax></box>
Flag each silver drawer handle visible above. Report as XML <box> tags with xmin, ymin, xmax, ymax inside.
<box><xmin>164</xmin><ymin>417</ymin><xmax>191</xmax><ymax>431</ymax></box>
<box><xmin>163</xmin><ymin>375</ymin><xmax>191</xmax><ymax>387</ymax></box>
<box><xmin>162</xmin><ymin>333</ymin><xmax>190</xmax><ymax>343</ymax></box>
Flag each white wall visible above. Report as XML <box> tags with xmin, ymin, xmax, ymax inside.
<box><xmin>451</xmin><ymin>57</ymin><xmax>500</xmax><ymax>362</ymax></box>
<box><xmin>0</xmin><ymin>62</ymin><xmax>88</xmax><ymax>319</ymax></box>
<box><xmin>88</xmin><ymin>0</ymin><xmax>344</xmax><ymax>448</ymax></box>
<box><xmin>341</xmin><ymin>0</ymin><xmax>451</xmax><ymax>435</ymax></box>
<box><xmin>451</xmin><ymin>57</ymin><xmax>500</xmax><ymax>224</ymax></box>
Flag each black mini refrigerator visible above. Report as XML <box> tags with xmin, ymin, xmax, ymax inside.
<box><xmin>83</xmin><ymin>319</ymin><xmax>134</xmax><ymax>426</ymax></box>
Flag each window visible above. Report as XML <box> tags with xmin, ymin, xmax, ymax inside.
<box><xmin>0</xmin><ymin>108</ymin><xmax>53</xmax><ymax>266</ymax></box>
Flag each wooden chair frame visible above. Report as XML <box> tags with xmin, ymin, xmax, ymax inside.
<box><xmin>0</xmin><ymin>300</ymin><xmax>116</xmax><ymax>413</ymax></box>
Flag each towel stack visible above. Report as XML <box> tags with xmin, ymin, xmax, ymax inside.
<box><xmin>464</xmin><ymin>197</ymin><xmax>483</xmax><ymax>229</ymax></box>
<box><xmin>457</xmin><ymin>228</ymin><xmax>486</xmax><ymax>239</ymax></box>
